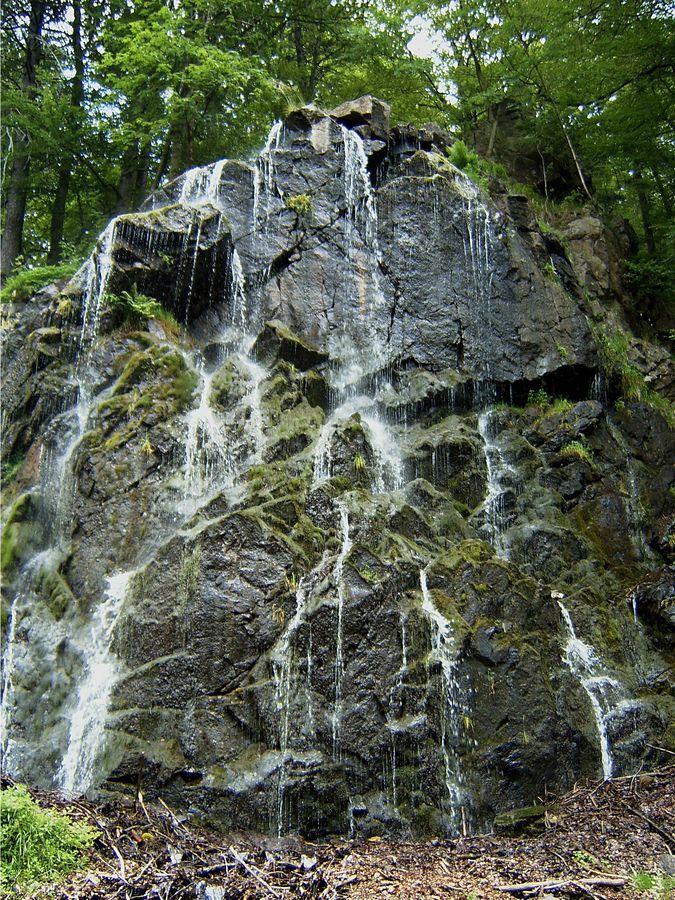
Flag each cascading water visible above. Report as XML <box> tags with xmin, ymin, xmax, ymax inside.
<box><xmin>558</xmin><ymin>602</ymin><xmax>629</xmax><ymax>780</ymax></box>
<box><xmin>312</xmin><ymin>128</ymin><xmax>404</xmax><ymax>495</ymax></box>
<box><xmin>183</xmin><ymin>361</ymin><xmax>230</xmax><ymax>509</ymax></box>
<box><xmin>420</xmin><ymin>568</ymin><xmax>472</xmax><ymax>834</ymax></box>
<box><xmin>253</xmin><ymin>122</ymin><xmax>283</xmax><ymax>232</ymax></box>
<box><xmin>477</xmin><ymin>410</ymin><xmax>519</xmax><ymax>555</ymax></box>
<box><xmin>605</xmin><ymin>418</ymin><xmax>653</xmax><ymax>562</ymax></box>
<box><xmin>59</xmin><ymin>571</ymin><xmax>135</xmax><ymax>794</ymax></box>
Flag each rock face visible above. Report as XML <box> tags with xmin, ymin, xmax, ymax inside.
<box><xmin>1</xmin><ymin>99</ymin><xmax>673</xmax><ymax>838</ymax></box>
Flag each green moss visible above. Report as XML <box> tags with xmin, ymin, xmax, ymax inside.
<box><xmin>177</xmin><ymin>544</ymin><xmax>201</xmax><ymax>615</ymax></box>
<box><xmin>1</xmin><ymin>453</ymin><xmax>25</xmax><ymax>487</ymax></box>
<box><xmin>1</xmin><ymin>494</ymin><xmax>32</xmax><ymax>572</ymax></box>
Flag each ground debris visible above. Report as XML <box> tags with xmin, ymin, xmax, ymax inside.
<box><xmin>4</xmin><ymin>765</ymin><xmax>674</xmax><ymax>899</ymax></box>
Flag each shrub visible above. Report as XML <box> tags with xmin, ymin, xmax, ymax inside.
<box><xmin>0</xmin><ymin>785</ymin><xmax>96</xmax><ymax>892</ymax></box>
<box><xmin>527</xmin><ymin>388</ymin><xmax>550</xmax><ymax>408</ymax></box>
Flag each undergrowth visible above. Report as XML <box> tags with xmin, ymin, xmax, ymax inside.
<box><xmin>0</xmin><ymin>263</ymin><xmax>78</xmax><ymax>304</ymax></box>
<box><xmin>0</xmin><ymin>785</ymin><xmax>96</xmax><ymax>894</ymax></box>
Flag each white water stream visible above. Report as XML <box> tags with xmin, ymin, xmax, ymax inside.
<box><xmin>477</xmin><ymin>410</ymin><xmax>518</xmax><ymax>556</ymax></box>
<box><xmin>558</xmin><ymin>602</ymin><xmax>628</xmax><ymax>780</ymax></box>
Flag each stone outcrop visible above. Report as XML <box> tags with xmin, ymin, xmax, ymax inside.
<box><xmin>1</xmin><ymin>98</ymin><xmax>673</xmax><ymax>839</ymax></box>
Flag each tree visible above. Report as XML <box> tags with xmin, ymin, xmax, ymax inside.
<box><xmin>1</xmin><ymin>1</ymin><xmax>48</xmax><ymax>280</ymax></box>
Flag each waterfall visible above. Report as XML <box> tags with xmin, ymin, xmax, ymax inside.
<box><xmin>0</xmin><ymin>550</ymin><xmax>62</xmax><ymax>769</ymax></box>
<box><xmin>79</xmin><ymin>222</ymin><xmax>116</xmax><ymax>351</ymax></box>
<box><xmin>183</xmin><ymin>362</ymin><xmax>231</xmax><ymax>509</ymax></box>
<box><xmin>457</xmin><ymin>186</ymin><xmax>495</xmax><ymax>382</ymax></box>
<box><xmin>420</xmin><ymin>569</ymin><xmax>471</xmax><ymax>834</ymax></box>
<box><xmin>253</xmin><ymin>122</ymin><xmax>283</xmax><ymax>231</ymax></box>
<box><xmin>332</xmin><ymin>503</ymin><xmax>352</xmax><ymax>759</ymax></box>
<box><xmin>59</xmin><ymin>571</ymin><xmax>134</xmax><ymax>795</ymax></box>
<box><xmin>558</xmin><ymin>602</ymin><xmax>628</xmax><ymax>780</ymax></box>
<box><xmin>270</xmin><ymin>551</ymin><xmax>330</xmax><ymax>835</ymax></box>
<box><xmin>312</xmin><ymin>393</ymin><xmax>403</xmax><ymax>493</ymax></box>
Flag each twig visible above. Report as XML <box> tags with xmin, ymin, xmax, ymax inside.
<box><xmin>229</xmin><ymin>845</ymin><xmax>284</xmax><ymax>898</ymax></box>
<box><xmin>646</xmin><ymin>744</ymin><xmax>675</xmax><ymax>757</ymax></box>
<box><xmin>136</xmin><ymin>787</ymin><xmax>152</xmax><ymax>825</ymax></box>
<box><xmin>615</xmin><ymin>798</ymin><xmax>674</xmax><ymax>850</ymax></box>
<box><xmin>109</xmin><ymin>843</ymin><xmax>127</xmax><ymax>882</ymax></box>
<box><xmin>496</xmin><ymin>877</ymin><xmax>626</xmax><ymax>893</ymax></box>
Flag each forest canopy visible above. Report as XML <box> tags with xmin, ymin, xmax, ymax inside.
<box><xmin>1</xmin><ymin>0</ymin><xmax>673</xmax><ymax>320</ymax></box>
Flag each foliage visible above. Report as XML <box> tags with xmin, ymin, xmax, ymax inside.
<box><xmin>108</xmin><ymin>286</ymin><xmax>181</xmax><ymax>334</ymax></box>
<box><xmin>0</xmin><ymin>263</ymin><xmax>78</xmax><ymax>304</ymax></box>
<box><xmin>353</xmin><ymin>453</ymin><xmax>367</xmax><ymax>473</ymax></box>
<box><xmin>631</xmin><ymin>871</ymin><xmax>675</xmax><ymax>899</ymax></box>
<box><xmin>0</xmin><ymin>785</ymin><xmax>96</xmax><ymax>892</ymax></box>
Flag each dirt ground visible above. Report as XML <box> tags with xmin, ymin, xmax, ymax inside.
<box><xmin>6</xmin><ymin>764</ymin><xmax>674</xmax><ymax>899</ymax></box>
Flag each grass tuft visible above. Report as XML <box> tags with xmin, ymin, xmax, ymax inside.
<box><xmin>0</xmin><ymin>785</ymin><xmax>97</xmax><ymax>892</ymax></box>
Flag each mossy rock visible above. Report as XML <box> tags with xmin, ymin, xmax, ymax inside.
<box><xmin>493</xmin><ymin>804</ymin><xmax>548</xmax><ymax>835</ymax></box>
<box><xmin>253</xmin><ymin>319</ymin><xmax>329</xmax><ymax>371</ymax></box>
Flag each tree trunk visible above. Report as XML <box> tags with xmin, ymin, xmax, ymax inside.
<box><xmin>47</xmin><ymin>0</ymin><xmax>84</xmax><ymax>264</ymax></box>
<box><xmin>635</xmin><ymin>172</ymin><xmax>656</xmax><ymax>255</ymax></box>
<box><xmin>1</xmin><ymin>1</ymin><xmax>47</xmax><ymax>280</ymax></box>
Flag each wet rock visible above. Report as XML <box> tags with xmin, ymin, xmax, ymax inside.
<box><xmin>253</xmin><ymin>319</ymin><xmax>329</xmax><ymax>371</ymax></box>
<box><xmin>330</xmin><ymin>95</ymin><xmax>391</xmax><ymax>139</ymax></box>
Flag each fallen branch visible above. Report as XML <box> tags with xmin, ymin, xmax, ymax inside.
<box><xmin>496</xmin><ymin>876</ymin><xmax>627</xmax><ymax>893</ymax></box>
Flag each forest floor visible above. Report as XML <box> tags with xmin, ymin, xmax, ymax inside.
<box><xmin>6</xmin><ymin>764</ymin><xmax>674</xmax><ymax>900</ymax></box>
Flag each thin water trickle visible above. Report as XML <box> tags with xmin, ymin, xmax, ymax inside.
<box><xmin>271</xmin><ymin>554</ymin><xmax>329</xmax><ymax>835</ymax></box>
<box><xmin>420</xmin><ymin>568</ymin><xmax>471</xmax><ymax>834</ymax></box>
<box><xmin>59</xmin><ymin>571</ymin><xmax>134</xmax><ymax>795</ymax></box>
<box><xmin>332</xmin><ymin>503</ymin><xmax>352</xmax><ymax>760</ymax></box>
<box><xmin>605</xmin><ymin>418</ymin><xmax>652</xmax><ymax>562</ymax></box>
<box><xmin>558</xmin><ymin>602</ymin><xmax>627</xmax><ymax>780</ymax></box>
<box><xmin>0</xmin><ymin>551</ymin><xmax>61</xmax><ymax>768</ymax></box>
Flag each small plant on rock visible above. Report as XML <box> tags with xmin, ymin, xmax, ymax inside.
<box><xmin>560</xmin><ymin>439</ymin><xmax>592</xmax><ymax>464</ymax></box>
<box><xmin>140</xmin><ymin>435</ymin><xmax>154</xmax><ymax>456</ymax></box>
<box><xmin>353</xmin><ymin>454</ymin><xmax>367</xmax><ymax>474</ymax></box>
<box><xmin>285</xmin><ymin>194</ymin><xmax>312</xmax><ymax>217</ymax></box>
<box><xmin>542</xmin><ymin>260</ymin><xmax>558</xmax><ymax>281</ymax></box>
<box><xmin>527</xmin><ymin>388</ymin><xmax>550</xmax><ymax>408</ymax></box>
